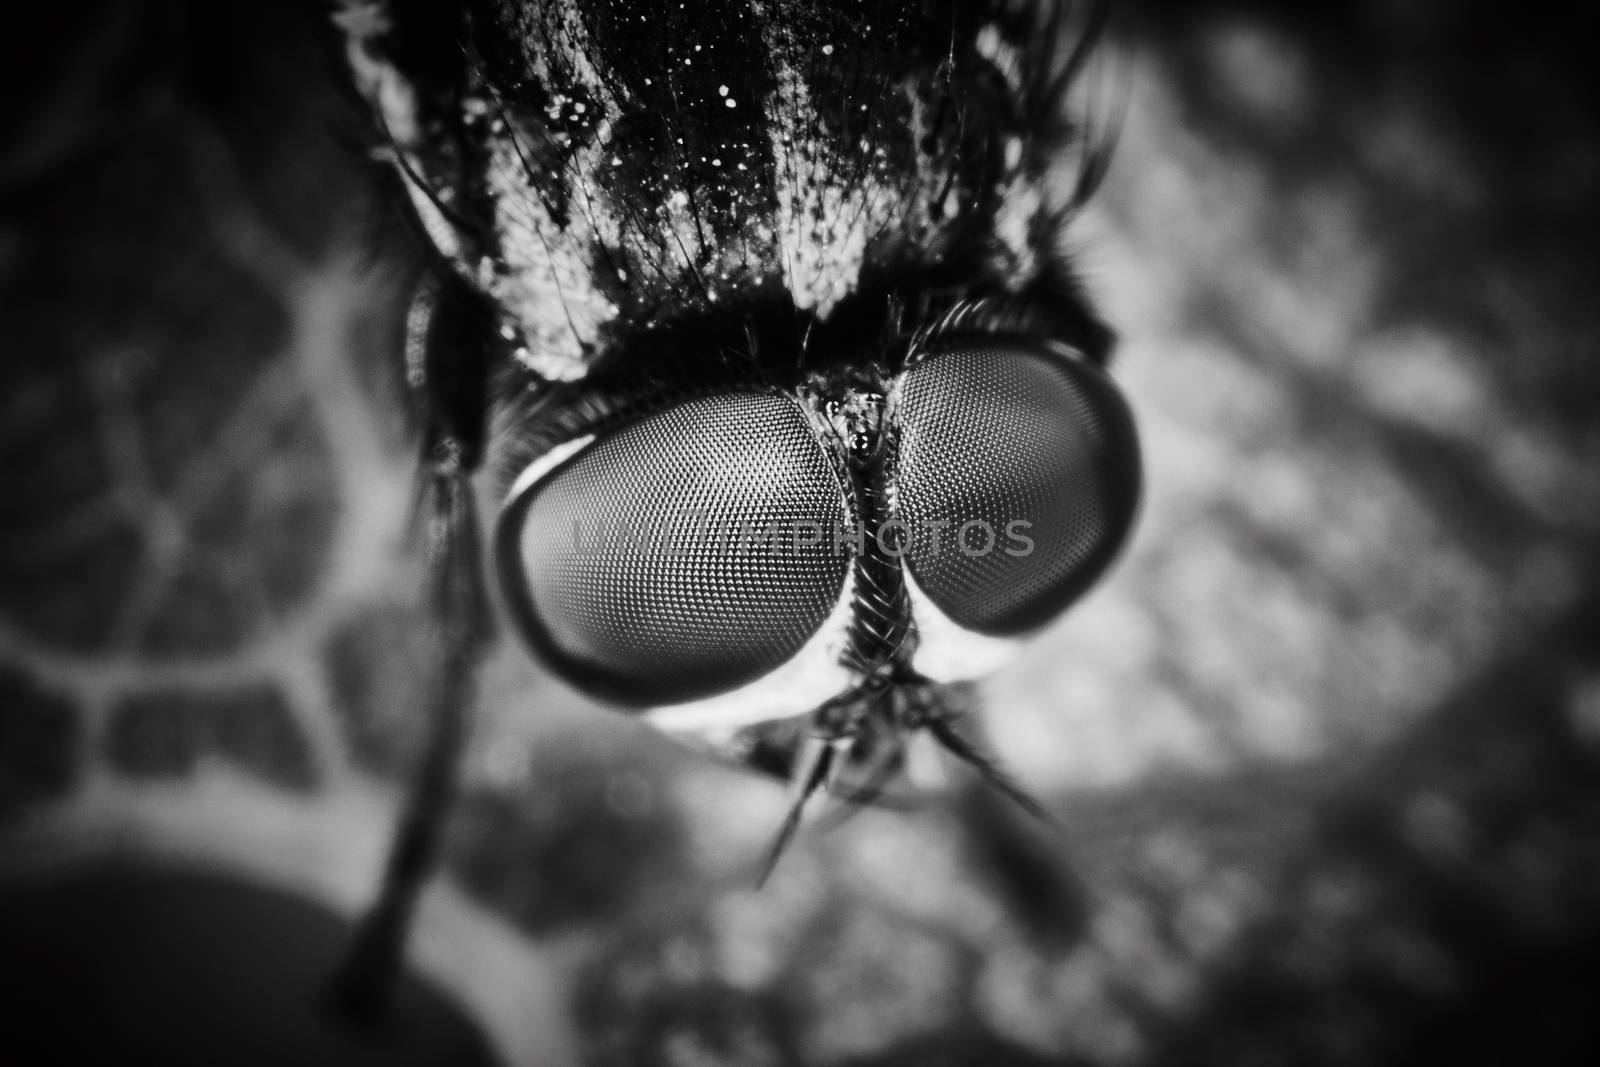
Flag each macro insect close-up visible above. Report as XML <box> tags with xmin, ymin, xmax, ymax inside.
<box><xmin>3</xmin><ymin>1</ymin><xmax>1600</xmax><ymax>1065</ymax></box>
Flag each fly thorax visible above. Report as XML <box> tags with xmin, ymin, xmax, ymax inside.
<box><xmin>336</xmin><ymin>1</ymin><xmax>1087</xmax><ymax>385</ymax></box>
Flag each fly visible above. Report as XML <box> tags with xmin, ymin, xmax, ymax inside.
<box><xmin>326</xmin><ymin>0</ymin><xmax>1136</xmax><ymax>1023</ymax></box>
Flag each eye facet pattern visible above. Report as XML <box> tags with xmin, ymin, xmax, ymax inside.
<box><xmin>499</xmin><ymin>393</ymin><xmax>851</xmax><ymax>706</ymax></box>
<box><xmin>893</xmin><ymin>343</ymin><xmax>1141</xmax><ymax>635</ymax></box>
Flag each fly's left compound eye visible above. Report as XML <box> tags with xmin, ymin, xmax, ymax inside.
<box><xmin>496</xmin><ymin>393</ymin><xmax>851</xmax><ymax>707</ymax></box>
<box><xmin>893</xmin><ymin>341</ymin><xmax>1141</xmax><ymax>637</ymax></box>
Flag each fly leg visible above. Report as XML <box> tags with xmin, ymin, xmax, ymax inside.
<box><xmin>324</xmin><ymin>269</ymin><xmax>497</xmax><ymax>1025</ymax></box>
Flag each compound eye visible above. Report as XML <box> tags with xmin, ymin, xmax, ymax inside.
<box><xmin>497</xmin><ymin>393</ymin><xmax>851</xmax><ymax>706</ymax></box>
<box><xmin>893</xmin><ymin>342</ymin><xmax>1141</xmax><ymax>635</ymax></box>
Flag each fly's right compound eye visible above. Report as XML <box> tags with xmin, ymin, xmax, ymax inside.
<box><xmin>892</xmin><ymin>341</ymin><xmax>1141</xmax><ymax>636</ymax></box>
<box><xmin>496</xmin><ymin>392</ymin><xmax>852</xmax><ymax>707</ymax></box>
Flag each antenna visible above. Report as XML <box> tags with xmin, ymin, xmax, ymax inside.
<box><xmin>925</xmin><ymin>718</ymin><xmax>1052</xmax><ymax>825</ymax></box>
<box><xmin>757</xmin><ymin>735</ymin><xmax>837</xmax><ymax>886</ymax></box>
